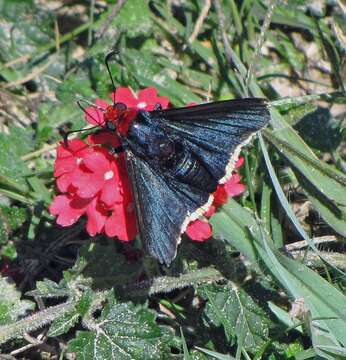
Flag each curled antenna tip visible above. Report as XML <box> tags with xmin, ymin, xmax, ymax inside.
<box><xmin>105</xmin><ymin>50</ymin><xmax>119</xmax><ymax>62</ymax></box>
<box><xmin>58</xmin><ymin>128</ymin><xmax>70</xmax><ymax>147</ymax></box>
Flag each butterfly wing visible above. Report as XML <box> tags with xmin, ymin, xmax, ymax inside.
<box><xmin>155</xmin><ymin>98</ymin><xmax>270</xmax><ymax>182</ymax></box>
<box><xmin>125</xmin><ymin>151</ymin><xmax>211</xmax><ymax>265</ymax></box>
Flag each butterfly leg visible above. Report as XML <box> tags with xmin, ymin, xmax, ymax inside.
<box><xmin>110</xmin><ymin>145</ymin><xmax>124</xmax><ymax>155</ymax></box>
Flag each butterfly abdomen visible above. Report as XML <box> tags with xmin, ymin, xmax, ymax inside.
<box><xmin>171</xmin><ymin>146</ymin><xmax>216</xmax><ymax>192</ymax></box>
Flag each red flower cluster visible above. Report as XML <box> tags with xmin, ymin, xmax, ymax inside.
<box><xmin>185</xmin><ymin>157</ymin><xmax>245</xmax><ymax>241</ymax></box>
<box><xmin>50</xmin><ymin>87</ymin><xmax>245</xmax><ymax>244</ymax></box>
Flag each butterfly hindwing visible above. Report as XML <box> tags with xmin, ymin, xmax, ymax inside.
<box><xmin>125</xmin><ymin>151</ymin><xmax>211</xmax><ymax>265</ymax></box>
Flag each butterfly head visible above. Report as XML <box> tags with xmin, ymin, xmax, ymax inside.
<box><xmin>104</xmin><ymin>103</ymin><xmax>138</xmax><ymax>137</ymax></box>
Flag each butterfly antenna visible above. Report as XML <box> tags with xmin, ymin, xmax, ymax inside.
<box><xmin>105</xmin><ymin>51</ymin><xmax>118</xmax><ymax>106</ymax></box>
<box><xmin>76</xmin><ymin>99</ymin><xmax>105</xmax><ymax>126</ymax></box>
<box><xmin>60</xmin><ymin>124</ymin><xmax>101</xmax><ymax>147</ymax></box>
<box><xmin>60</xmin><ymin>99</ymin><xmax>104</xmax><ymax>146</ymax></box>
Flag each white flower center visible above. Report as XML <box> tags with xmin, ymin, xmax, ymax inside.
<box><xmin>137</xmin><ymin>101</ymin><xmax>147</xmax><ymax>109</ymax></box>
<box><xmin>76</xmin><ymin>157</ymin><xmax>82</xmax><ymax>165</ymax></box>
<box><xmin>104</xmin><ymin>170</ymin><xmax>114</xmax><ymax>180</ymax></box>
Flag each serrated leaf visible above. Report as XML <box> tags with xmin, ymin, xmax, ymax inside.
<box><xmin>201</xmin><ymin>283</ymin><xmax>272</xmax><ymax>353</ymax></box>
<box><xmin>48</xmin><ymin>308</ymin><xmax>80</xmax><ymax>337</ymax></box>
<box><xmin>26</xmin><ymin>278</ymin><xmax>70</xmax><ymax>298</ymax></box>
<box><xmin>0</xmin><ymin>205</ymin><xmax>27</xmax><ymax>243</ymax></box>
<box><xmin>68</xmin><ymin>291</ymin><xmax>175</xmax><ymax>360</ymax></box>
<box><xmin>0</xmin><ymin>276</ymin><xmax>34</xmax><ymax>326</ymax></box>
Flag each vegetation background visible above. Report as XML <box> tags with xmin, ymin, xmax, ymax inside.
<box><xmin>0</xmin><ymin>0</ymin><xmax>345</xmax><ymax>359</ymax></box>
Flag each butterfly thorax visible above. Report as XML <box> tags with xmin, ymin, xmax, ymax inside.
<box><xmin>126</xmin><ymin>111</ymin><xmax>216</xmax><ymax>192</ymax></box>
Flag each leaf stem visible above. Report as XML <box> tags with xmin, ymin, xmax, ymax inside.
<box><xmin>124</xmin><ymin>268</ymin><xmax>224</xmax><ymax>297</ymax></box>
<box><xmin>0</xmin><ymin>301</ymin><xmax>75</xmax><ymax>345</ymax></box>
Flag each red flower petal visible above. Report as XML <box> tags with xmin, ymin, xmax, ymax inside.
<box><xmin>85</xmin><ymin>107</ymin><xmax>105</xmax><ymax>126</ymax></box>
<box><xmin>112</xmin><ymin>87</ymin><xmax>138</xmax><ymax>108</ymax></box>
<box><xmin>186</xmin><ymin>220</ymin><xmax>212</xmax><ymax>242</ymax></box>
<box><xmin>54</xmin><ymin>157</ymin><xmax>76</xmax><ymax>177</ymax></box>
<box><xmin>137</xmin><ymin>87</ymin><xmax>157</xmax><ymax>102</ymax></box>
<box><xmin>49</xmin><ymin>194</ymin><xmax>90</xmax><ymax>226</ymax></box>
<box><xmin>235</xmin><ymin>156</ymin><xmax>244</xmax><ymax>168</ymax></box>
<box><xmin>56</xmin><ymin>173</ymin><xmax>74</xmax><ymax>193</ymax></box>
<box><xmin>82</xmin><ymin>149</ymin><xmax>112</xmax><ymax>173</ymax></box>
<box><xmin>104</xmin><ymin>203</ymin><xmax>138</xmax><ymax>241</ymax></box>
<box><xmin>54</xmin><ymin>140</ymin><xmax>92</xmax><ymax>178</ymax></box>
<box><xmin>223</xmin><ymin>174</ymin><xmax>246</xmax><ymax>197</ymax></box>
<box><xmin>72</xmin><ymin>167</ymin><xmax>104</xmax><ymax>198</ymax></box>
<box><xmin>204</xmin><ymin>205</ymin><xmax>216</xmax><ymax>218</ymax></box>
<box><xmin>137</xmin><ymin>87</ymin><xmax>170</xmax><ymax>110</ymax></box>
<box><xmin>56</xmin><ymin>139</ymin><xmax>89</xmax><ymax>158</ymax></box>
<box><xmin>213</xmin><ymin>185</ymin><xmax>228</xmax><ymax>207</ymax></box>
<box><xmin>85</xmin><ymin>197</ymin><xmax>108</xmax><ymax>236</ymax></box>
<box><xmin>100</xmin><ymin>177</ymin><xmax>123</xmax><ymax>207</ymax></box>
<box><xmin>95</xmin><ymin>99</ymin><xmax>109</xmax><ymax>109</ymax></box>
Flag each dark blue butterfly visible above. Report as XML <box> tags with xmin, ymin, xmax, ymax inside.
<box><xmin>118</xmin><ymin>98</ymin><xmax>270</xmax><ymax>265</ymax></box>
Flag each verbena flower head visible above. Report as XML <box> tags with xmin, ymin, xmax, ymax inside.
<box><xmin>50</xmin><ymin>87</ymin><xmax>245</xmax><ymax>246</ymax></box>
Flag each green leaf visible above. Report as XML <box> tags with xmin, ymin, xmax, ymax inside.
<box><xmin>68</xmin><ymin>291</ymin><xmax>176</xmax><ymax>360</ymax></box>
<box><xmin>27</xmin><ymin>176</ymin><xmax>51</xmax><ymax>203</ymax></box>
<box><xmin>267</xmin><ymin>31</ymin><xmax>305</xmax><ymax>71</ymax></box>
<box><xmin>201</xmin><ymin>283</ymin><xmax>272</xmax><ymax>353</ymax></box>
<box><xmin>0</xmin><ymin>205</ymin><xmax>27</xmax><ymax>243</ymax></box>
<box><xmin>48</xmin><ymin>291</ymin><xmax>94</xmax><ymax>337</ymax></box>
<box><xmin>110</xmin><ymin>0</ymin><xmax>152</xmax><ymax>38</ymax></box>
<box><xmin>80</xmin><ymin>243</ymin><xmax>140</xmax><ymax>290</ymax></box>
<box><xmin>210</xmin><ymin>199</ymin><xmax>346</xmax><ymax>348</ymax></box>
<box><xmin>0</xmin><ymin>276</ymin><xmax>34</xmax><ymax>326</ymax></box>
<box><xmin>56</xmin><ymin>72</ymin><xmax>95</xmax><ymax>104</ymax></box>
<box><xmin>281</xmin><ymin>103</ymin><xmax>318</xmax><ymax>127</ymax></box>
<box><xmin>48</xmin><ymin>308</ymin><xmax>80</xmax><ymax>337</ymax></box>
<box><xmin>0</xmin><ymin>0</ymin><xmax>54</xmax><ymax>63</ymax></box>
<box><xmin>194</xmin><ymin>346</ymin><xmax>234</xmax><ymax>360</ymax></box>
<box><xmin>264</xmin><ymin>128</ymin><xmax>346</xmax><ymax>236</ymax></box>
<box><xmin>38</xmin><ymin>101</ymin><xmax>85</xmax><ymax>136</ymax></box>
<box><xmin>123</xmin><ymin>49</ymin><xmax>201</xmax><ymax>106</ymax></box>
<box><xmin>268</xmin><ymin>302</ymin><xmax>303</xmax><ymax>334</ymax></box>
<box><xmin>0</xmin><ymin>126</ymin><xmax>35</xmax><ymax>192</ymax></box>
<box><xmin>26</xmin><ymin>278</ymin><xmax>70</xmax><ymax>298</ymax></box>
